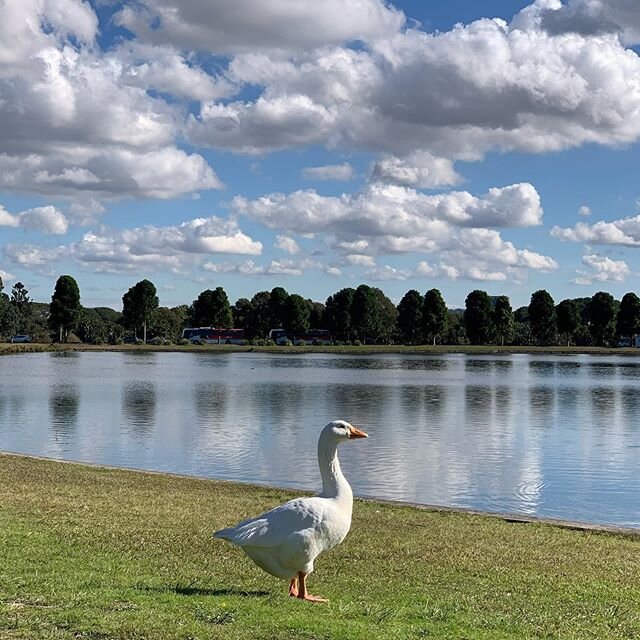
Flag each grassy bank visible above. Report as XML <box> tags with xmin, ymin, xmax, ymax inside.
<box><xmin>2</xmin><ymin>342</ymin><xmax>640</xmax><ymax>357</ymax></box>
<box><xmin>1</xmin><ymin>455</ymin><xmax>639</xmax><ymax>639</ymax></box>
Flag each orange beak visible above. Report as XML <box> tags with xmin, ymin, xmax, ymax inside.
<box><xmin>349</xmin><ymin>425</ymin><xmax>368</xmax><ymax>439</ymax></box>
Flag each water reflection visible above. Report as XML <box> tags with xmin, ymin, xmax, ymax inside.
<box><xmin>529</xmin><ymin>360</ymin><xmax>556</xmax><ymax>377</ymax></box>
<box><xmin>122</xmin><ymin>381</ymin><xmax>156</xmax><ymax>436</ymax></box>
<box><xmin>528</xmin><ymin>386</ymin><xmax>555</xmax><ymax>423</ymax></box>
<box><xmin>49</xmin><ymin>383</ymin><xmax>79</xmax><ymax>439</ymax></box>
<box><xmin>1</xmin><ymin>351</ymin><xmax>639</xmax><ymax>528</ymax></box>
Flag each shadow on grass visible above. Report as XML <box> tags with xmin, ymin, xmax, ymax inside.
<box><xmin>136</xmin><ymin>583</ymin><xmax>270</xmax><ymax>597</ymax></box>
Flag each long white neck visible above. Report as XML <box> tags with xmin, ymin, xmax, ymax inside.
<box><xmin>318</xmin><ymin>434</ymin><xmax>353</xmax><ymax>502</ymax></box>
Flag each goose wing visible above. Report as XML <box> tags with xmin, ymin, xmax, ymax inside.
<box><xmin>214</xmin><ymin>497</ymin><xmax>325</xmax><ymax>548</ymax></box>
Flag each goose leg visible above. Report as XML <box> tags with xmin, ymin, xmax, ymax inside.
<box><xmin>296</xmin><ymin>571</ymin><xmax>328</xmax><ymax>603</ymax></box>
<box><xmin>288</xmin><ymin>578</ymin><xmax>298</xmax><ymax>597</ymax></box>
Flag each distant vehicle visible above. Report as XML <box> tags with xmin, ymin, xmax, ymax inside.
<box><xmin>182</xmin><ymin>327</ymin><xmax>246</xmax><ymax>345</ymax></box>
<box><xmin>10</xmin><ymin>335</ymin><xmax>31</xmax><ymax>343</ymax></box>
<box><xmin>268</xmin><ymin>328</ymin><xmax>332</xmax><ymax>346</ymax></box>
<box><xmin>122</xmin><ymin>335</ymin><xmax>139</xmax><ymax>344</ymax></box>
<box><xmin>617</xmin><ymin>336</ymin><xmax>640</xmax><ymax>348</ymax></box>
<box><xmin>268</xmin><ymin>328</ymin><xmax>288</xmax><ymax>345</ymax></box>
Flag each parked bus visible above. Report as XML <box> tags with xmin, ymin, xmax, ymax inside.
<box><xmin>182</xmin><ymin>327</ymin><xmax>246</xmax><ymax>345</ymax></box>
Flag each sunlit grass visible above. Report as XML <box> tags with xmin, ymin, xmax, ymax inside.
<box><xmin>1</xmin><ymin>454</ymin><xmax>639</xmax><ymax>639</ymax></box>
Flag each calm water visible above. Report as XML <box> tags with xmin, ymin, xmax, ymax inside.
<box><xmin>0</xmin><ymin>351</ymin><xmax>639</xmax><ymax>528</ymax></box>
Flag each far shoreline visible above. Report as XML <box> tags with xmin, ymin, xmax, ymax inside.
<box><xmin>2</xmin><ymin>342</ymin><xmax>640</xmax><ymax>357</ymax></box>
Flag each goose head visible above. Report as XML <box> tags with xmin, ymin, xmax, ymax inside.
<box><xmin>324</xmin><ymin>420</ymin><xmax>368</xmax><ymax>442</ymax></box>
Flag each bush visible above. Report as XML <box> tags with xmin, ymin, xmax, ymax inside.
<box><xmin>250</xmin><ymin>338</ymin><xmax>264</xmax><ymax>346</ymax></box>
<box><xmin>283</xmin><ymin>339</ymin><xmax>293</xmax><ymax>347</ymax></box>
<box><xmin>149</xmin><ymin>337</ymin><xmax>164</xmax><ymax>345</ymax></box>
<box><xmin>353</xmin><ymin>339</ymin><xmax>363</xmax><ymax>347</ymax></box>
<box><xmin>93</xmin><ymin>337</ymin><xmax>104</xmax><ymax>345</ymax></box>
<box><xmin>177</xmin><ymin>338</ymin><xmax>190</xmax><ymax>346</ymax></box>
<box><xmin>163</xmin><ymin>339</ymin><xmax>173</xmax><ymax>346</ymax></box>
<box><xmin>113</xmin><ymin>338</ymin><xmax>124</xmax><ymax>345</ymax></box>
<box><xmin>264</xmin><ymin>339</ymin><xmax>276</xmax><ymax>346</ymax></box>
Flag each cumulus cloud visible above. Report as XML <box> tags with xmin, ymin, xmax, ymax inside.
<box><xmin>302</xmin><ymin>163</ymin><xmax>354</xmax><ymax>182</ymax></box>
<box><xmin>203</xmin><ymin>258</ymin><xmax>320</xmax><ymax>277</ymax></box>
<box><xmin>572</xmin><ymin>253</ymin><xmax>630</xmax><ymax>284</ymax></box>
<box><xmin>232</xmin><ymin>182</ymin><xmax>555</xmax><ymax>282</ymax></box>
<box><xmin>187</xmin><ymin>14</ymin><xmax>640</xmax><ymax>161</ymax></box>
<box><xmin>371</xmin><ymin>152</ymin><xmax>461</xmax><ymax>188</ymax></box>
<box><xmin>0</xmin><ymin>204</ymin><xmax>69</xmax><ymax>235</ymax></box>
<box><xmin>0</xmin><ymin>148</ymin><xmax>222</xmax><ymax>202</ymax></box>
<box><xmin>551</xmin><ymin>215</ymin><xmax>640</xmax><ymax>246</ymax></box>
<box><xmin>0</xmin><ymin>1</ymin><xmax>222</xmax><ymax>212</ymax></box>
<box><xmin>578</xmin><ymin>205</ymin><xmax>592</xmax><ymax>217</ymax></box>
<box><xmin>532</xmin><ymin>0</ymin><xmax>640</xmax><ymax>46</ymax></box>
<box><xmin>274</xmin><ymin>235</ymin><xmax>300</xmax><ymax>255</ymax></box>
<box><xmin>113</xmin><ymin>0</ymin><xmax>405</xmax><ymax>53</ymax></box>
<box><xmin>232</xmin><ymin>182</ymin><xmax>543</xmax><ymax>234</ymax></box>
<box><xmin>3</xmin><ymin>216</ymin><xmax>262</xmax><ymax>274</ymax></box>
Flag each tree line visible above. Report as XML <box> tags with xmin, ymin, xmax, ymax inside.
<box><xmin>0</xmin><ymin>274</ymin><xmax>639</xmax><ymax>347</ymax></box>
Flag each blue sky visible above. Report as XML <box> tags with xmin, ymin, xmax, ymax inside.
<box><xmin>2</xmin><ymin>0</ymin><xmax>640</xmax><ymax>309</ymax></box>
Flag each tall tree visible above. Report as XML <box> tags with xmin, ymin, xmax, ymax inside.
<box><xmin>306</xmin><ymin>300</ymin><xmax>325</xmax><ymax>329</ymax></box>
<box><xmin>122</xmin><ymin>279</ymin><xmax>159</xmax><ymax>343</ymax></box>
<box><xmin>616</xmin><ymin>292</ymin><xmax>640</xmax><ymax>342</ymax></box>
<box><xmin>464</xmin><ymin>290</ymin><xmax>492</xmax><ymax>345</ymax></box>
<box><xmin>528</xmin><ymin>290</ymin><xmax>557</xmax><ymax>345</ymax></box>
<box><xmin>492</xmin><ymin>296</ymin><xmax>514</xmax><ymax>346</ymax></box>
<box><xmin>350</xmin><ymin>284</ymin><xmax>380</xmax><ymax>343</ymax></box>
<box><xmin>49</xmin><ymin>275</ymin><xmax>81</xmax><ymax>342</ymax></box>
<box><xmin>10</xmin><ymin>282</ymin><xmax>32</xmax><ymax>332</ymax></box>
<box><xmin>232</xmin><ymin>297</ymin><xmax>252</xmax><ymax>330</ymax></box>
<box><xmin>283</xmin><ymin>294</ymin><xmax>311</xmax><ymax>334</ymax></box>
<box><xmin>422</xmin><ymin>288</ymin><xmax>448</xmax><ymax>346</ymax></box>
<box><xmin>556</xmin><ymin>299</ymin><xmax>580</xmax><ymax>347</ymax></box>
<box><xmin>373</xmin><ymin>287</ymin><xmax>398</xmax><ymax>344</ymax></box>
<box><xmin>268</xmin><ymin>287</ymin><xmax>290</xmax><ymax>328</ymax></box>
<box><xmin>190</xmin><ymin>287</ymin><xmax>233</xmax><ymax>328</ymax></box>
<box><xmin>248</xmin><ymin>291</ymin><xmax>272</xmax><ymax>339</ymax></box>
<box><xmin>397</xmin><ymin>290</ymin><xmax>423</xmax><ymax>344</ymax></box>
<box><xmin>588</xmin><ymin>291</ymin><xmax>617</xmax><ymax>346</ymax></box>
<box><xmin>325</xmin><ymin>288</ymin><xmax>355</xmax><ymax>341</ymax></box>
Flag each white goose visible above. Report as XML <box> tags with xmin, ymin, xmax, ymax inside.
<box><xmin>213</xmin><ymin>420</ymin><xmax>368</xmax><ymax>602</ymax></box>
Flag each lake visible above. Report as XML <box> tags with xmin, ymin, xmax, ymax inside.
<box><xmin>0</xmin><ymin>351</ymin><xmax>638</xmax><ymax>528</ymax></box>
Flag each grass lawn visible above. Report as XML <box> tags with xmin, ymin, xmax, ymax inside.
<box><xmin>0</xmin><ymin>455</ymin><xmax>639</xmax><ymax>639</ymax></box>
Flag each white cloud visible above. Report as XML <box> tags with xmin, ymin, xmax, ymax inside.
<box><xmin>113</xmin><ymin>0</ymin><xmax>404</xmax><ymax>53</ymax></box>
<box><xmin>0</xmin><ymin>268</ymin><xmax>14</xmax><ymax>283</ymax></box>
<box><xmin>371</xmin><ymin>152</ymin><xmax>461</xmax><ymax>189</ymax></box>
<box><xmin>3</xmin><ymin>216</ymin><xmax>262</xmax><ymax>274</ymax></box>
<box><xmin>572</xmin><ymin>253</ymin><xmax>630</xmax><ymax>284</ymax></box>
<box><xmin>274</xmin><ymin>235</ymin><xmax>300</xmax><ymax>255</ymax></box>
<box><xmin>532</xmin><ymin>0</ymin><xmax>640</xmax><ymax>46</ymax></box>
<box><xmin>302</xmin><ymin>163</ymin><xmax>354</xmax><ymax>182</ymax></box>
<box><xmin>578</xmin><ymin>205</ymin><xmax>592</xmax><ymax>217</ymax></box>
<box><xmin>0</xmin><ymin>2</ymin><xmax>222</xmax><ymax>212</ymax></box>
<box><xmin>0</xmin><ymin>204</ymin><xmax>69</xmax><ymax>235</ymax></box>
<box><xmin>203</xmin><ymin>258</ymin><xmax>320</xmax><ymax>277</ymax></box>
<box><xmin>346</xmin><ymin>254</ymin><xmax>376</xmax><ymax>267</ymax></box>
<box><xmin>551</xmin><ymin>215</ymin><xmax>640</xmax><ymax>246</ymax></box>
<box><xmin>186</xmin><ymin>14</ymin><xmax>640</xmax><ymax>162</ymax></box>
<box><xmin>0</xmin><ymin>147</ymin><xmax>222</xmax><ymax>202</ymax></box>
<box><xmin>232</xmin><ymin>181</ymin><xmax>555</xmax><ymax>283</ymax></box>
<box><xmin>233</xmin><ymin>182</ymin><xmax>543</xmax><ymax>235</ymax></box>
<box><xmin>366</xmin><ymin>265</ymin><xmax>412</xmax><ymax>281</ymax></box>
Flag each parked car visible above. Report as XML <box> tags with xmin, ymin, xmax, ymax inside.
<box><xmin>10</xmin><ymin>335</ymin><xmax>31</xmax><ymax>343</ymax></box>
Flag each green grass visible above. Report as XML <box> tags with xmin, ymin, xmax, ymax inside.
<box><xmin>2</xmin><ymin>342</ymin><xmax>640</xmax><ymax>357</ymax></box>
<box><xmin>0</xmin><ymin>455</ymin><xmax>639</xmax><ymax>639</ymax></box>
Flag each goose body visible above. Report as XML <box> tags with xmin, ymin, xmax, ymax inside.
<box><xmin>213</xmin><ymin>420</ymin><xmax>368</xmax><ymax>602</ymax></box>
